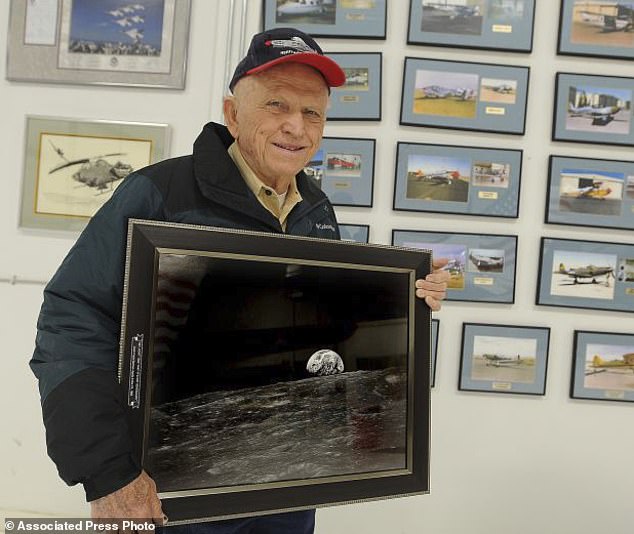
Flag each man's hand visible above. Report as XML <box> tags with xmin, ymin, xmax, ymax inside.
<box><xmin>90</xmin><ymin>470</ymin><xmax>166</xmax><ymax>525</ymax></box>
<box><xmin>415</xmin><ymin>258</ymin><xmax>450</xmax><ymax>312</ymax></box>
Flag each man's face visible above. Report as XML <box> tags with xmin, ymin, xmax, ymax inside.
<box><xmin>224</xmin><ymin>63</ymin><xmax>329</xmax><ymax>190</ymax></box>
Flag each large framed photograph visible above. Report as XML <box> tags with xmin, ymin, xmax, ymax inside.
<box><xmin>553</xmin><ymin>72</ymin><xmax>634</xmax><ymax>146</ymax></box>
<box><xmin>263</xmin><ymin>0</ymin><xmax>387</xmax><ymax>39</ymax></box>
<box><xmin>459</xmin><ymin>323</ymin><xmax>550</xmax><ymax>395</ymax></box>
<box><xmin>7</xmin><ymin>0</ymin><xmax>191</xmax><ymax>89</ymax></box>
<box><xmin>408</xmin><ymin>0</ymin><xmax>536</xmax><ymax>52</ymax></box>
<box><xmin>558</xmin><ymin>0</ymin><xmax>634</xmax><ymax>61</ymax></box>
<box><xmin>20</xmin><ymin>116</ymin><xmax>169</xmax><ymax>232</ymax></box>
<box><xmin>400</xmin><ymin>58</ymin><xmax>529</xmax><ymax>135</ymax></box>
<box><xmin>326</xmin><ymin>52</ymin><xmax>382</xmax><ymax>121</ymax></box>
<box><xmin>393</xmin><ymin>142</ymin><xmax>522</xmax><ymax>218</ymax></box>
<box><xmin>339</xmin><ymin>224</ymin><xmax>370</xmax><ymax>243</ymax></box>
<box><xmin>537</xmin><ymin>237</ymin><xmax>634</xmax><ymax>313</ymax></box>
<box><xmin>546</xmin><ymin>155</ymin><xmax>634</xmax><ymax>231</ymax></box>
<box><xmin>571</xmin><ymin>330</ymin><xmax>634</xmax><ymax>403</ymax></box>
<box><xmin>392</xmin><ymin>230</ymin><xmax>517</xmax><ymax>303</ymax></box>
<box><xmin>119</xmin><ymin>220</ymin><xmax>432</xmax><ymax>523</ymax></box>
<box><xmin>306</xmin><ymin>137</ymin><xmax>375</xmax><ymax>207</ymax></box>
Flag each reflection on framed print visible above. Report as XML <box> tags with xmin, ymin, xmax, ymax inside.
<box><xmin>339</xmin><ymin>224</ymin><xmax>370</xmax><ymax>243</ymax></box>
<box><xmin>326</xmin><ymin>52</ymin><xmax>382</xmax><ymax>121</ymax></box>
<box><xmin>552</xmin><ymin>72</ymin><xmax>634</xmax><ymax>146</ymax></box>
<box><xmin>20</xmin><ymin>116</ymin><xmax>169</xmax><ymax>232</ymax></box>
<box><xmin>392</xmin><ymin>230</ymin><xmax>517</xmax><ymax>303</ymax></box>
<box><xmin>546</xmin><ymin>155</ymin><xmax>634</xmax><ymax>231</ymax></box>
<box><xmin>408</xmin><ymin>0</ymin><xmax>535</xmax><ymax>52</ymax></box>
<box><xmin>7</xmin><ymin>0</ymin><xmax>191</xmax><ymax>89</ymax></box>
<box><xmin>307</xmin><ymin>137</ymin><xmax>375</xmax><ymax>207</ymax></box>
<box><xmin>400</xmin><ymin>57</ymin><xmax>529</xmax><ymax>135</ymax></box>
<box><xmin>262</xmin><ymin>0</ymin><xmax>387</xmax><ymax>39</ymax></box>
<box><xmin>536</xmin><ymin>237</ymin><xmax>634</xmax><ymax>313</ymax></box>
<box><xmin>558</xmin><ymin>0</ymin><xmax>634</xmax><ymax>61</ymax></box>
<box><xmin>431</xmin><ymin>319</ymin><xmax>439</xmax><ymax>388</ymax></box>
<box><xmin>571</xmin><ymin>330</ymin><xmax>634</xmax><ymax>403</ymax></box>
<box><xmin>459</xmin><ymin>323</ymin><xmax>550</xmax><ymax>395</ymax></box>
<box><xmin>120</xmin><ymin>220</ymin><xmax>432</xmax><ymax>523</ymax></box>
<box><xmin>393</xmin><ymin>142</ymin><xmax>522</xmax><ymax>218</ymax></box>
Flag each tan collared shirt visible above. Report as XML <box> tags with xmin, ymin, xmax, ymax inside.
<box><xmin>228</xmin><ymin>142</ymin><xmax>302</xmax><ymax>231</ymax></box>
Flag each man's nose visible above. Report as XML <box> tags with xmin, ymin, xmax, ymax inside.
<box><xmin>281</xmin><ymin>111</ymin><xmax>305</xmax><ymax>136</ymax></box>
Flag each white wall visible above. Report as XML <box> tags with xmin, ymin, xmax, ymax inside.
<box><xmin>1</xmin><ymin>1</ymin><xmax>632</xmax><ymax>533</ymax></box>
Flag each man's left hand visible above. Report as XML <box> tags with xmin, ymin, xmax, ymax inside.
<box><xmin>415</xmin><ymin>258</ymin><xmax>450</xmax><ymax>312</ymax></box>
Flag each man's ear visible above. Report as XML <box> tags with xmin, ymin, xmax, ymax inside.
<box><xmin>223</xmin><ymin>96</ymin><xmax>239</xmax><ymax>138</ymax></box>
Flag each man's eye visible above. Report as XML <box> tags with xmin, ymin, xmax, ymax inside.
<box><xmin>305</xmin><ymin>110</ymin><xmax>322</xmax><ymax>119</ymax></box>
<box><xmin>267</xmin><ymin>101</ymin><xmax>282</xmax><ymax>108</ymax></box>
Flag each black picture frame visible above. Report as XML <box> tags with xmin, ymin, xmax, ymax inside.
<box><xmin>536</xmin><ymin>237</ymin><xmax>634</xmax><ymax>313</ymax></box>
<box><xmin>339</xmin><ymin>224</ymin><xmax>370</xmax><ymax>243</ymax></box>
<box><xmin>119</xmin><ymin>220</ymin><xmax>432</xmax><ymax>524</ymax></box>
<box><xmin>408</xmin><ymin>0</ymin><xmax>536</xmax><ymax>53</ymax></box>
<box><xmin>545</xmin><ymin>154</ymin><xmax>634</xmax><ymax>231</ymax></box>
<box><xmin>558</xmin><ymin>0</ymin><xmax>634</xmax><ymax>62</ymax></box>
<box><xmin>431</xmin><ymin>319</ymin><xmax>439</xmax><ymax>388</ymax></box>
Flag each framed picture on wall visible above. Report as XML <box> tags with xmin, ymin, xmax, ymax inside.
<box><xmin>571</xmin><ymin>330</ymin><xmax>634</xmax><ymax>403</ymax></box>
<box><xmin>408</xmin><ymin>0</ymin><xmax>536</xmax><ymax>52</ymax></box>
<box><xmin>431</xmin><ymin>319</ymin><xmax>439</xmax><ymax>388</ymax></box>
<box><xmin>307</xmin><ymin>137</ymin><xmax>375</xmax><ymax>207</ymax></box>
<box><xmin>339</xmin><ymin>224</ymin><xmax>370</xmax><ymax>243</ymax></box>
<box><xmin>400</xmin><ymin>57</ymin><xmax>529</xmax><ymax>135</ymax></box>
<box><xmin>6</xmin><ymin>0</ymin><xmax>191</xmax><ymax>89</ymax></box>
<box><xmin>119</xmin><ymin>220</ymin><xmax>432</xmax><ymax>523</ymax></box>
<box><xmin>546</xmin><ymin>155</ymin><xmax>634</xmax><ymax>231</ymax></box>
<box><xmin>536</xmin><ymin>237</ymin><xmax>634</xmax><ymax>313</ymax></box>
<box><xmin>392</xmin><ymin>230</ymin><xmax>518</xmax><ymax>303</ymax></box>
<box><xmin>459</xmin><ymin>323</ymin><xmax>550</xmax><ymax>396</ymax></box>
<box><xmin>393</xmin><ymin>142</ymin><xmax>522</xmax><ymax>218</ymax></box>
<box><xmin>19</xmin><ymin>116</ymin><xmax>169</xmax><ymax>232</ymax></box>
<box><xmin>326</xmin><ymin>52</ymin><xmax>382</xmax><ymax>121</ymax></box>
<box><xmin>262</xmin><ymin>0</ymin><xmax>387</xmax><ymax>39</ymax></box>
<box><xmin>552</xmin><ymin>72</ymin><xmax>634</xmax><ymax>146</ymax></box>
<box><xmin>558</xmin><ymin>0</ymin><xmax>634</xmax><ymax>61</ymax></box>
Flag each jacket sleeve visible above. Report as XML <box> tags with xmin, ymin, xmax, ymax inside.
<box><xmin>30</xmin><ymin>173</ymin><xmax>166</xmax><ymax>501</ymax></box>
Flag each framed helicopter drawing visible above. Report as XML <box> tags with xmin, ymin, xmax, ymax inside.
<box><xmin>19</xmin><ymin>116</ymin><xmax>169</xmax><ymax>232</ymax></box>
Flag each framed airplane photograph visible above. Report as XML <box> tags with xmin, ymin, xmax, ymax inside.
<box><xmin>571</xmin><ymin>330</ymin><xmax>634</xmax><ymax>403</ymax></box>
<box><xmin>393</xmin><ymin>142</ymin><xmax>522</xmax><ymax>218</ymax></box>
<box><xmin>408</xmin><ymin>0</ymin><xmax>536</xmax><ymax>52</ymax></box>
<box><xmin>459</xmin><ymin>323</ymin><xmax>550</xmax><ymax>396</ymax></box>
<box><xmin>262</xmin><ymin>0</ymin><xmax>387</xmax><ymax>39</ymax></box>
<box><xmin>326</xmin><ymin>52</ymin><xmax>382</xmax><ymax>121</ymax></box>
<box><xmin>400</xmin><ymin>58</ymin><xmax>529</xmax><ymax>135</ymax></box>
<box><xmin>558</xmin><ymin>0</ymin><xmax>634</xmax><ymax>61</ymax></box>
<box><xmin>552</xmin><ymin>72</ymin><xmax>634</xmax><ymax>146</ymax></box>
<box><xmin>431</xmin><ymin>319</ymin><xmax>439</xmax><ymax>388</ymax></box>
<box><xmin>119</xmin><ymin>220</ymin><xmax>432</xmax><ymax>523</ymax></box>
<box><xmin>6</xmin><ymin>0</ymin><xmax>191</xmax><ymax>88</ymax></box>
<box><xmin>307</xmin><ymin>137</ymin><xmax>375</xmax><ymax>207</ymax></box>
<box><xmin>536</xmin><ymin>237</ymin><xmax>634</xmax><ymax>313</ymax></box>
<box><xmin>19</xmin><ymin>116</ymin><xmax>169</xmax><ymax>232</ymax></box>
<box><xmin>392</xmin><ymin>230</ymin><xmax>517</xmax><ymax>304</ymax></box>
<box><xmin>339</xmin><ymin>224</ymin><xmax>370</xmax><ymax>243</ymax></box>
<box><xmin>546</xmin><ymin>155</ymin><xmax>634</xmax><ymax>231</ymax></box>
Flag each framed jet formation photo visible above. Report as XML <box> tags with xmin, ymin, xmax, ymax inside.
<box><xmin>553</xmin><ymin>72</ymin><xmax>634</xmax><ymax>146</ymax></box>
<box><xmin>119</xmin><ymin>220</ymin><xmax>432</xmax><ymax>523</ymax></box>
<box><xmin>459</xmin><ymin>323</ymin><xmax>550</xmax><ymax>396</ymax></box>
<box><xmin>325</xmin><ymin>52</ymin><xmax>382</xmax><ymax>121</ymax></box>
<box><xmin>19</xmin><ymin>116</ymin><xmax>169</xmax><ymax>232</ymax></box>
<box><xmin>263</xmin><ymin>0</ymin><xmax>387</xmax><ymax>39</ymax></box>
<box><xmin>400</xmin><ymin>58</ymin><xmax>529</xmax><ymax>135</ymax></box>
<box><xmin>408</xmin><ymin>0</ymin><xmax>536</xmax><ymax>52</ymax></box>
<box><xmin>546</xmin><ymin>155</ymin><xmax>634</xmax><ymax>231</ymax></box>
<box><xmin>537</xmin><ymin>237</ymin><xmax>634</xmax><ymax>313</ymax></box>
<box><xmin>558</xmin><ymin>0</ymin><xmax>634</xmax><ymax>61</ymax></box>
<box><xmin>393</xmin><ymin>142</ymin><xmax>522</xmax><ymax>218</ymax></box>
<box><xmin>571</xmin><ymin>330</ymin><xmax>634</xmax><ymax>403</ymax></box>
<box><xmin>392</xmin><ymin>229</ymin><xmax>517</xmax><ymax>303</ymax></box>
<box><xmin>6</xmin><ymin>0</ymin><xmax>191</xmax><ymax>89</ymax></box>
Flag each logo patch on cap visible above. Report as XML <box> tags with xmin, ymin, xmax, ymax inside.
<box><xmin>265</xmin><ymin>36</ymin><xmax>317</xmax><ymax>54</ymax></box>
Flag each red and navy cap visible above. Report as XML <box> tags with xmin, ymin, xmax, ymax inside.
<box><xmin>229</xmin><ymin>28</ymin><xmax>346</xmax><ymax>91</ymax></box>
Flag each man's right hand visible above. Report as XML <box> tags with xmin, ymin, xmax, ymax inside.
<box><xmin>90</xmin><ymin>470</ymin><xmax>166</xmax><ymax>525</ymax></box>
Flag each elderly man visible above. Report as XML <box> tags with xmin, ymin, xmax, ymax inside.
<box><xmin>31</xmin><ymin>28</ymin><xmax>448</xmax><ymax>534</ymax></box>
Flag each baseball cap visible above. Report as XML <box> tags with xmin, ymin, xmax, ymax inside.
<box><xmin>229</xmin><ymin>28</ymin><xmax>346</xmax><ymax>91</ymax></box>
